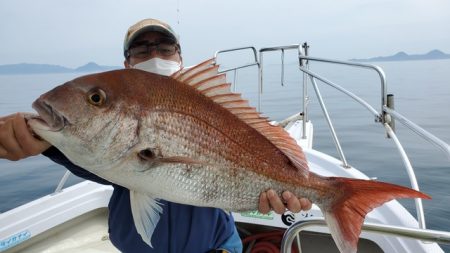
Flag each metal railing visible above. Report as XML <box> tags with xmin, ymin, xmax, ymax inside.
<box><xmin>213</xmin><ymin>46</ymin><xmax>259</xmax><ymax>73</ymax></box>
<box><xmin>384</xmin><ymin>106</ymin><xmax>450</xmax><ymax>160</ymax></box>
<box><xmin>298</xmin><ymin>55</ymin><xmax>387</xmax><ymax>122</ymax></box>
<box><xmin>213</xmin><ymin>43</ymin><xmax>450</xmax><ymax>236</ymax></box>
<box><xmin>259</xmin><ymin>44</ymin><xmax>309</xmax><ymax>139</ymax></box>
<box><xmin>213</xmin><ymin>46</ymin><xmax>259</xmax><ymax>92</ymax></box>
<box><xmin>214</xmin><ymin>44</ymin><xmax>350</xmax><ymax>168</ymax></box>
<box><xmin>296</xmin><ymin>53</ymin><xmax>450</xmax><ymax>229</ymax></box>
<box><xmin>297</xmin><ymin>54</ymin><xmax>450</xmax><ymax>161</ymax></box>
<box><xmin>296</xmin><ymin>55</ymin><xmax>384</xmax><ymax>169</ymax></box>
<box><xmin>281</xmin><ymin>218</ymin><xmax>450</xmax><ymax>253</ymax></box>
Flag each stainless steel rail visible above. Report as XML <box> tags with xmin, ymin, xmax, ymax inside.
<box><xmin>297</xmin><ymin>60</ymin><xmax>380</xmax><ymax>168</ymax></box>
<box><xmin>301</xmin><ymin>66</ymin><xmax>381</xmax><ymax>118</ymax></box>
<box><xmin>295</xmin><ymin>54</ymin><xmax>449</xmax><ymax>228</ymax></box>
<box><xmin>299</xmin><ymin>55</ymin><xmax>388</xmax><ymax>122</ymax></box>
<box><xmin>54</xmin><ymin>170</ymin><xmax>71</xmax><ymax>194</ymax></box>
<box><xmin>213</xmin><ymin>46</ymin><xmax>259</xmax><ymax>74</ymax></box>
<box><xmin>301</xmin><ymin>43</ymin><xmax>309</xmax><ymax>139</ymax></box>
<box><xmin>213</xmin><ymin>47</ymin><xmax>260</xmax><ymax>98</ymax></box>
<box><xmin>384</xmin><ymin>123</ymin><xmax>426</xmax><ymax>229</ymax></box>
<box><xmin>281</xmin><ymin>218</ymin><xmax>450</xmax><ymax>253</ymax></box>
<box><xmin>384</xmin><ymin>106</ymin><xmax>450</xmax><ymax>160</ymax></box>
<box><xmin>310</xmin><ymin>76</ymin><xmax>350</xmax><ymax>168</ymax></box>
<box><xmin>293</xmin><ymin>54</ymin><xmax>383</xmax><ymax>168</ymax></box>
<box><xmin>259</xmin><ymin>44</ymin><xmax>306</xmax><ymax>130</ymax></box>
<box><xmin>214</xmin><ymin>44</ymin><xmax>450</xmax><ymax>233</ymax></box>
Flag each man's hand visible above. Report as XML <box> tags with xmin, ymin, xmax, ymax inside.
<box><xmin>258</xmin><ymin>189</ymin><xmax>312</xmax><ymax>214</ymax></box>
<box><xmin>0</xmin><ymin>113</ymin><xmax>51</xmax><ymax>161</ymax></box>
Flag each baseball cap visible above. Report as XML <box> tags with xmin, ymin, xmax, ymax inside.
<box><xmin>123</xmin><ymin>18</ymin><xmax>180</xmax><ymax>57</ymax></box>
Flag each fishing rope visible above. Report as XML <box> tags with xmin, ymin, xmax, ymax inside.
<box><xmin>241</xmin><ymin>230</ymin><xmax>300</xmax><ymax>253</ymax></box>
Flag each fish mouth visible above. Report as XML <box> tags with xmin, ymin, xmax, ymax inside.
<box><xmin>30</xmin><ymin>100</ymin><xmax>69</xmax><ymax>132</ymax></box>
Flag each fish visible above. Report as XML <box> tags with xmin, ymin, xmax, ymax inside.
<box><xmin>28</xmin><ymin>58</ymin><xmax>430</xmax><ymax>253</ymax></box>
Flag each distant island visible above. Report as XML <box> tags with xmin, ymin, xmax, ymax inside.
<box><xmin>350</xmin><ymin>49</ymin><xmax>450</xmax><ymax>62</ymax></box>
<box><xmin>2</xmin><ymin>49</ymin><xmax>449</xmax><ymax>74</ymax></box>
<box><xmin>0</xmin><ymin>62</ymin><xmax>121</xmax><ymax>75</ymax></box>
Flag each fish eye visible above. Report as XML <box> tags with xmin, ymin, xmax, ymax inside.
<box><xmin>87</xmin><ymin>89</ymin><xmax>106</xmax><ymax>106</ymax></box>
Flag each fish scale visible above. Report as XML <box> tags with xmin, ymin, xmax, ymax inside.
<box><xmin>140</xmin><ymin>111</ymin><xmax>311</xmax><ymax>209</ymax></box>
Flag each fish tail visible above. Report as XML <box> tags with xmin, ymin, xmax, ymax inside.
<box><xmin>321</xmin><ymin>177</ymin><xmax>431</xmax><ymax>253</ymax></box>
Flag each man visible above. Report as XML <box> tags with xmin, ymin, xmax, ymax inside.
<box><xmin>0</xmin><ymin>18</ymin><xmax>312</xmax><ymax>252</ymax></box>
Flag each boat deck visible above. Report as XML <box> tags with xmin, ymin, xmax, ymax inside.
<box><xmin>5</xmin><ymin>208</ymin><xmax>118</xmax><ymax>253</ymax></box>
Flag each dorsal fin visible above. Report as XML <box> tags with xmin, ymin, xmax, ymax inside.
<box><xmin>171</xmin><ymin>58</ymin><xmax>216</xmax><ymax>81</ymax></box>
<box><xmin>173</xmin><ymin>58</ymin><xmax>309</xmax><ymax>174</ymax></box>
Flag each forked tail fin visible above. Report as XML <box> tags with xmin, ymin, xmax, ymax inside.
<box><xmin>321</xmin><ymin>177</ymin><xmax>431</xmax><ymax>253</ymax></box>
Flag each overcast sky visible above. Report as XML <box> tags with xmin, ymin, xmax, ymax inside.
<box><xmin>1</xmin><ymin>0</ymin><xmax>449</xmax><ymax>68</ymax></box>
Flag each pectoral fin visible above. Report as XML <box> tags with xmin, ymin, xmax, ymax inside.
<box><xmin>138</xmin><ymin>148</ymin><xmax>205</xmax><ymax>165</ymax></box>
<box><xmin>130</xmin><ymin>191</ymin><xmax>163</xmax><ymax>247</ymax></box>
<box><xmin>158</xmin><ymin>156</ymin><xmax>205</xmax><ymax>164</ymax></box>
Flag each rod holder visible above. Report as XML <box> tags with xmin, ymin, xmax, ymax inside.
<box><xmin>386</xmin><ymin>94</ymin><xmax>395</xmax><ymax>138</ymax></box>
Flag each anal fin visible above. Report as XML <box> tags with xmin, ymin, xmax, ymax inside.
<box><xmin>130</xmin><ymin>191</ymin><xmax>164</xmax><ymax>247</ymax></box>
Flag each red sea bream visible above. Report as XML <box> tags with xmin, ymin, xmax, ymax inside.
<box><xmin>28</xmin><ymin>59</ymin><xmax>430</xmax><ymax>253</ymax></box>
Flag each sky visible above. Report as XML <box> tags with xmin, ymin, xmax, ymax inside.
<box><xmin>1</xmin><ymin>0</ymin><xmax>449</xmax><ymax>68</ymax></box>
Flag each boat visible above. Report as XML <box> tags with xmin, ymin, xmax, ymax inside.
<box><xmin>1</xmin><ymin>43</ymin><xmax>450</xmax><ymax>253</ymax></box>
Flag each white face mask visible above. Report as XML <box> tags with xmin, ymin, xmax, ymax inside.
<box><xmin>132</xmin><ymin>57</ymin><xmax>181</xmax><ymax>76</ymax></box>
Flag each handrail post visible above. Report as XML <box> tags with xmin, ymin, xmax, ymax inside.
<box><xmin>310</xmin><ymin>76</ymin><xmax>350</xmax><ymax>168</ymax></box>
<box><xmin>258</xmin><ymin>51</ymin><xmax>263</xmax><ymax>111</ymax></box>
<box><xmin>301</xmin><ymin>43</ymin><xmax>309</xmax><ymax>139</ymax></box>
<box><xmin>53</xmin><ymin>170</ymin><xmax>71</xmax><ymax>194</ymax></box>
